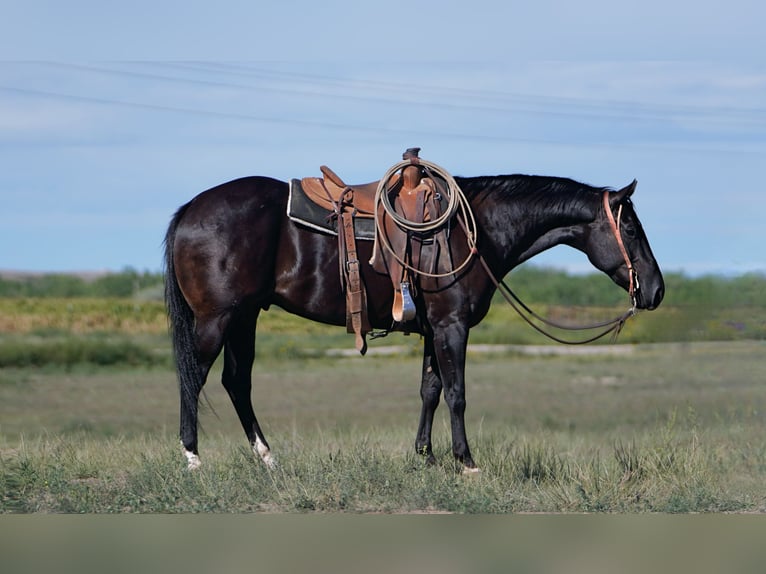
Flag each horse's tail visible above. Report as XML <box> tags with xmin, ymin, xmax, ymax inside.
<box><xmin>163</xmin><ymin>204</ymin><xmax>200</xmax><ymax>421</ymax></box>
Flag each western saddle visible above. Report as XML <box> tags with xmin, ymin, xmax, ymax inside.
<box><xmin>299</xmin><ymin>148</ymin><xmax>445</xmax><ymax>354</ymax></box>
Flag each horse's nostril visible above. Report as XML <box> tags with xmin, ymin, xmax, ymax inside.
<box><xmin>649</xmin><ymin>285</ymin><xmax>665</xmax><ymax>310</ymax></box>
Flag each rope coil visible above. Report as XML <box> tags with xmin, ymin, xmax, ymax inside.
<box><xmin>372</xmin><ymin>158</ymin><xmax>478</xmax><ymax>278</ymax></box>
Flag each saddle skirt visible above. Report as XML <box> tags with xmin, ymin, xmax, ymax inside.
<box><xmin>288</xmin><ymin>177</ymin><xmax>378</xmax><ymax>240</ymax></box>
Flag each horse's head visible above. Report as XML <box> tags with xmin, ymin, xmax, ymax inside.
<box><xmin>584</xmin><ymin>181</ymin><xmax>664</xmax><ymax>310</ymax></box>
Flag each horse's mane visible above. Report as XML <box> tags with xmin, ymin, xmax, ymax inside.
<box><xmin>455</xmin><ymin>174</ymin><xmax>611</xmax><ymax>216</ymax></box>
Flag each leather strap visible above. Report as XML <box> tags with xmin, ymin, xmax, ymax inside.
<box><xmin>602</xmin><ymin>191</ymin><xmax>636</xmax><ymax>301</ymax></box>
<box><xmin>338</xmin><ymin>191</ymin><xmax>369</xmax><ymax>354</ymax></box>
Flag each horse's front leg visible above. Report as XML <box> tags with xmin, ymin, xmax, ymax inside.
<box><xmin>416</xmin><ymin>334</ymin><xmax>442</xmax><ymax>465</ymax></box>
<box><xmin>431</xmin><ymin>322</ymin><xmax>478</xmax><ymax>473</ymax></box>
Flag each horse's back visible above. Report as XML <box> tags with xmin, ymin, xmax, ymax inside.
<box><xmin>178</xmin><ymin>176</ymin><xmax>287</xmax><ymax>220</ymax></box>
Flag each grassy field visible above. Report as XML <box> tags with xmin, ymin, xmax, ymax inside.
<box><xmin>2</xmin><ymin>338</ymin><xmax>765</xmax><ymax>513</ymax></box>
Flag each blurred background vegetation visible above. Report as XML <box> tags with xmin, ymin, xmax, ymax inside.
<box><xmin>0</xmin><ymin>266</ymin><xmax>764</xmax><ymax>368</ymax></box>
<box><xmin>0</xmin><ymin>268</ymin><xmax>163</xmax><ymax>300</ymax></box>
<box><xmin>1</xmin><ymin>265</ymin><xmax>764</xmax><ymax>308</ymax></box>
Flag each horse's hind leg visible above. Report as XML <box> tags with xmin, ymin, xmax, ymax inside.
<box><xmin>221</xmin><ymin>305</ymin><xmax>275</xmax><ymax>468</ymax></box>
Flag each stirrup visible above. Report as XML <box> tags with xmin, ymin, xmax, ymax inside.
<box><xmin>392</xmin><ymin>282</ymin><xmax>416</xmax><ymax>322</ymax></box>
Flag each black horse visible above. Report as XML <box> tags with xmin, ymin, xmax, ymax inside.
<box><xmin>164</xmin><ymin>172</ymin><xmax>664</xmax><ymax>472</ymax></box>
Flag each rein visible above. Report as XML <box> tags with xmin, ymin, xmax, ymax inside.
<box><xmin>478</xmin><ymin>255</ymin><xmax>636</xmax><ymax>344</ymax></box>
<box><xmin>474</xmin><ymin>190</ymin><xmax>639</xmax><ymax>345</ymax></box>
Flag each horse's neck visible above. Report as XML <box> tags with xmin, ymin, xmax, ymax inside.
<box><xmin>515</xmin><ymin>223</ymin><xmax>581</xmax><ymax>263</ymax></box>
<box><xmin>475</xmin><ymin>193</ymin><xmax>593</xmax><ymax>273</ymax></box>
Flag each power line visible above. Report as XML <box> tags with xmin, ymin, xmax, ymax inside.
<box><xmin>1</xmin><ymin>63</ymin><xmax>764</xmax><ymax>154</ymax></box>
<box><xmin>149</xmin><ymin>61</ymin><xmax>766</xmax><ymax>123</ymax></box>
<box><xmin>2</xmin><ymin>81</ymin><xmax>762</xmax><ymax>157</ymax></box>
<box><xmin>0</xmin><ymin>83</ymin><xmax>545</xmax><ymax>144</ymax></box>
<box><xmin>17</xmin><ymin>61</ymin><xmax>766</xmax><ymax>128</ymax></box>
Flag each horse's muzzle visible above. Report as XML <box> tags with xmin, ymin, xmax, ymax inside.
<box><xmin>639</xmin><ymin>281</ymin><xmax>665</xmax><ymax>311</ymax></box>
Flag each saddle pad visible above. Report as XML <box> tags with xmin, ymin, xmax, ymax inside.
<box><xmin>288</xmin><ymin>179</ymin><xmax>375</xmax><ymax>241</ymax></box>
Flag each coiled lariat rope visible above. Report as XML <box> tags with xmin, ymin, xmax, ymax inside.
<box><xmin>371</xmin><ymin>158</ymin><xmax>478</xmax><ymax>278</ymax></box>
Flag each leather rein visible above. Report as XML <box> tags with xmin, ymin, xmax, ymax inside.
<box><xmin>476</xmin><ymin>190</ymin><xmax>639</xmax><ymax>345</ymax></box>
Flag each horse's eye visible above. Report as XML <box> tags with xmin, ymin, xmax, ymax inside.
<box><xmin>622</xmin><ymin>221</ymin><xmax>637</xmax><ymax>239</ymax></box>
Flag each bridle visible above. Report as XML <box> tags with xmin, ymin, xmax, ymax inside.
<box><xmin>602</xmin><ymin>190</ymin><xmax>639</xmax><ymax>309</ymax></box>
<box><xmin>475</xmin><ymin>190</ymin><xmax>640</xmax><ymax>345</ymax></box>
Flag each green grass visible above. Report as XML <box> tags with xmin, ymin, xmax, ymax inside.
<box><xmin>2</xmin><ymin>341</ymin><xmax>765</xmax><ymax>513</ymax></box>
<box><xmin>3</xmin><ymin>421</ymin><xmax>762</xmax><ymax>513</ymax></box>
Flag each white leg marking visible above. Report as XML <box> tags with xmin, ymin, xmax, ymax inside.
<box><xmin>184</xmin><ymin>448</ymin><xmax>201</xmax><ymax>470</ymax></box>
<box><xmin>253</xmin><ymin>437</ymin><xmax>276</xmax><ymax>469</ymax></box>
<box><xmin>462</xmin><ymin>465</ymin><xmax>481</xmax><ymax>476</ymax></box>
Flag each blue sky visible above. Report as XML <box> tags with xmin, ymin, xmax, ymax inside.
<box><xmin>1</xmin><ymin>1</ymin><xmax>764</xmax><ymax>276</ymax></box>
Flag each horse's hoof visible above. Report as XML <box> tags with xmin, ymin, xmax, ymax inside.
<box><xmin>184</xmin><ymin>450</ymin><xmax>201</xmax><ymax>471</ymax></box>
<box><xmin>261</xmin><ymin>453</ymin><xmax>277</xmax><ymax>470</ymax></box>
<box><xmin>462</xmin><ymin>465</ymin><xmax>481</xmax><ymax>476</ymax></box>
<box><xmin>253</xmin><ymin>439</ymin><xmax>277</xmax><ymax>469</ymax></box>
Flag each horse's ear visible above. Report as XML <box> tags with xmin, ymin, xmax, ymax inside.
<box><xmin>610</xmin><ymin>179</ymin><xmax>637</xmax><ymax>206</ymax></box>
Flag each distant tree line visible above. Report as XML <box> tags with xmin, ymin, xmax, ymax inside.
<box><xmin>0</xmin><ymin>266</ymin><xmax>764</xmax><ymax>307</ymax></box>
<box><xmin>503</xmin><ymin>267</ymin><xmax>766</xmax><ymax>308</ymax></box>
<box><xmin>0</xmin><ymin>268</ymin><xmax>163</xmax><ymax>299</ymax></box>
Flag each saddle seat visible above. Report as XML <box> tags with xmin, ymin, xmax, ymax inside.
<box><xmin>300</xmin><ymin>165</ymin><xmax>400</xmax><ymax>217</ymax></box>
